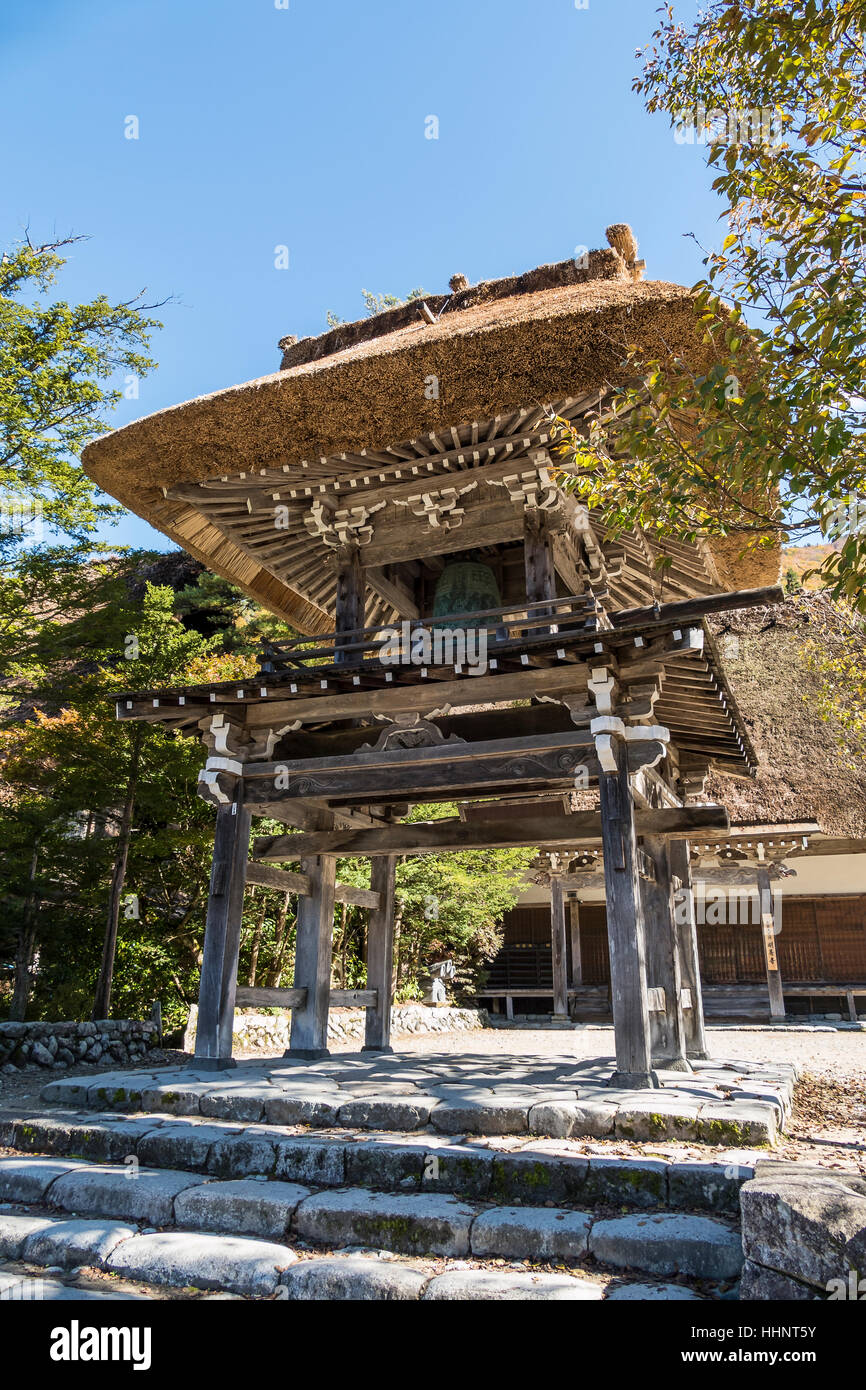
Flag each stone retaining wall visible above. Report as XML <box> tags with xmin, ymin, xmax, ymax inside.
<box><xmin>182</xmin><ymin>1004</ymin><xmax>488</xmax><ymax>1054</ymax></box>
<box><xmin>739</xmin><ymin>1164</ymin><xmax>866</xmax><ymax>1299</ymax></box>
<box><xmin>0</xmin><ymin>1020</ymin><xmax>158</xmax><ymax>1073</ymax></box>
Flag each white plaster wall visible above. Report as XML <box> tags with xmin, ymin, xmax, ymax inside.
<box><xmin>515</xmin><ymin>853</ymin><xmax>866</xmax><ymax>907</ymax></box>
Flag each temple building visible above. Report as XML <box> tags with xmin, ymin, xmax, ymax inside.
<box><xmin>80</xmin><ymin>224</ymin><xmax>860</xmax><ymax>1085</ymax></box>
<box><xmin>487</xmin><ymin>592</ymin><xmax>866</xmax><ymax>1023</ymax></box>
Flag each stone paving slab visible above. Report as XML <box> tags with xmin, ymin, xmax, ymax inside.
<box><xmin>39</xmin><ymin>1051</ymin><xmax>793</xmax><ymax>1144</ymax></box>
<box><xmin>0</xmin><ymin>1211</ymin><xmax>56</xmax><ymax>1258</ymax></box>
<box><xmin>422</xmin><ymin>1269</ymin><xmax>603</xmax><ymax>1300</ymax></box>
<box><xmin>337</xmin><ymin>1096</ymin><xmax>433</xmax><ymax>1130</ymax></box>
<box><xmin>470</xmin><ymin>1206</ymin><xmax>592</xmax><ymax>1260</ymax></box>
<box><xmin>667</xmin><ymin>1161</ymin><xmax>749</xmax><ymax>1215</ymax></box>
<box><xmin>22</xmin><ymin>1216</ymin><xmax>137</xmax><ymax>1268</ymax></box>
<box><xmin>606</xmin><ymin>1281</ymin><xmax>704</xmax><ymax>1300</ymax></box>
<box><xmin>614</xmin><ymin>1102</ymin><xmax>703</xmax><ymax>1142</ymax></box>
<box><xmin>138</xmin><ymin>1122</ymin><xmax>245</xmax><ymax>1172</ymax></box>
<box><xmin>279</xmin><ymin>1254</ymin><xmax>429</xmax><ymax>1300</ymax></box>
<box><xmin>0</xmin><ymin>1269</ymin><xmax>150</xmax><ymax>1300</ymax></box>
<box><xmin>1</xmin><ymin>1111</ymin><xmax>762</xmax><ymax>1213</ymax></box>
<box><xmin>106</xmin><ymin>1229</ymin><xmax>296</xmax><ymax>1296</ymax></box>
<box><xmin>431</xmin><ymin>1100</ymin><xmax>530</xmax><ymax>1136</ymax></box>
<box><xmin>589</xmin><ymin>1212</ymin><xmax>744</xmax><ymax>1279</ymax></box>
<box><xmin>582</xmin><ymin>1157</ymin><xmax>667</xmax><ymax>1209</ymax></box>
<box><xmin>265</xmin><ymin>1095</ymin><xmax>340</xmax><ymax>1127</ymax></box>
<box><xmin>294</xmin><ymin>1188</ymin><xmax>477</xmax><ymax>1257</ymax></box>
<box><xmin>200</xmin><ymin>1086</ymin><xmax>284</xmax><ymax>1124</ymax></box>
<box><xmin>174</xmin><ymin>1178</ymin><xmax>310</xmax><ymax>1239</ymax></box>
<box><xmin>49</xmin><ymin>1164</ymin><xmax>204</xmax><ymax>1225</ymax></box>
<box><xmin>0</xmin><ymin>1156</ymin><xmax>91</xmax><ymax>1204</ymax></box>
<box><xmin>528</xmin><ymin>1100</ymin><xmax>617</xmax><ymax>1138</ymax></box>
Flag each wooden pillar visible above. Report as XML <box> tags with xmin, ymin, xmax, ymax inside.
<box><xmin>598</xmin><ymin>737</ymin><xmax>657</xmax><ymax>1088</ymax></box>
<box><xmin>550</xmin><ymin>878</ymin><xmax>569</xmax><ymax>1020</ymax></box>
<box><xmin>364</xmin><ymin>855</ymin><xmax>397</xmax><ymax>1052</ymax></box>
<box><xmin>194</xmin><ymin>791</ymin><xmax>252</xmax><ymax>1070</ymax></box>
<box><xmin>757</xmin><ymin>865</ymin><xmax>786</xmax><ymax>1020</ymax></box>
<box><xmin>334</xmin><ymin>545</ymin><xmax>365</xmax><ymax>664</ymax></box>
<box><xmin>641</xmin><ymin>835</ymin><xmax>690</xmax><ymax>1071</ymax></box>
<box><xmin>669</xmin><ymin>839</ymin><xmax>709</xmax><ymax>1059</ymax></box>
<box><xmin>569</xmin><ymin>898</ymin><xmax>583</xmax><ymax>987</ymax></box>
<box><xmin>523</xmin><ymin>511</ymin><xmax>556</xmax><ymax>619</ymax></box>
<box><xmin>287</xmin><ymin>855</ymin><xmax>337</xmax><ymax>1057</ymax></box>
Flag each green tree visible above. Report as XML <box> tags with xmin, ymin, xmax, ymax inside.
<box><xmin>552</xmin><ymin>1</ymin><xmax>866</xmax><ymax>608</ymax></box>
<box><xmin>0</xmin><ymin>235</ymin><xmax>162</xmax><ymax>549</ymax></box>
<box><xmin>174</xmin><ymin>569</ymin><xmax>295</xmax><ymax>655</ymax></box>
<box><xmin>333</xmin><ymin>805</ymin><xmax>534</xmax><ymax>1002</ymax></box>
<box><xmin>1</xmin><ymin>583</ymin><xmax>219</xmax><ymax>1019</ymax></box>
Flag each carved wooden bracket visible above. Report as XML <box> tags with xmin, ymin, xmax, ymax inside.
<box><xmin>358</xmin><ymin>713</ymin><xmax>466</xmax><ymax>752</ymax></box>
<box><xmin>198</xmin><ymin>712</ymin><xmax>250</xmax><ymax>807</ymax></box>
<box><xmin>494</xmin><ymin>465</ymin><xmax>559</xmax><ymax>511</ymax></box>
<box><xmin>399</xmin><ymin>480</ymin><xmax>477</xmax><ymax>529</ymax></box>
<box><xmin>590</xmin><ymin>715</ymin><xmax>670</xmax><ymax>776</ymax></box>
<box><xmin>198</xmin><ymin>757</ymin><xmax>244</xmax><ymax>807</ymax></box>
<box><xmin>303</xmin><ymin>497</ymin><xmax>386</xmax><ymax>548</ymax></box>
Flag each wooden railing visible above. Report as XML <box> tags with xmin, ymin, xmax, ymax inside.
<box><xmin>234</xmin><ymin>987</ymin><xmax>378</xmax><ymax>1009</ymax></box>
<box><xmin>259</xmin><ymin>591</ymin><xmax>607</xmax><ymax>674</ymax></box>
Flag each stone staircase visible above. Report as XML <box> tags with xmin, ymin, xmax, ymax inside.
<box><xmin>0</xmin><ymin>1107</ymin><xmax>749</xmax><ymax>1301</ymax></box>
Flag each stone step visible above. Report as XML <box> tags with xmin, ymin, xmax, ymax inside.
<box><xmin>0</xmin><ymin>1109</ymin><xmax>752</xmax><ymax>1213</ymax></box>
<box><xmin>0</xmin><ymin>1203</ymin><xmax>713</xmax><ymax>1301</ymax></box>
<box><xmin>36</xmin><ymin>1059</ymin><xmax>789</xmax><ymax>1144</ymax></box>
<box><xmin>0</xmin><ymin>1154</ymin><xmax>741</xmax><ymax>1282</ymax></box>
<box><xmin>0</xmin><ymin>1267</ymin><xmax>155</xmax><ymax>1301</ymax></box>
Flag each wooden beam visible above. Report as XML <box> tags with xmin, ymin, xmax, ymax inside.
<box><xmin>364</xmin><ymin>855</ymin><xmax>397</xmax><ymax>1052</ymax></box>
<box><xmin>287</xmin><ymin>855</ymin><xmax>337</xmax><ymax>1057</ymax></box>
<box><xmin>243</xmin><ymin>729</ymin><xmax>601</xmax><ymax>804</ymax></box>
<box><xmin>364</xmin><ymin>507</ymin><xmax>525</xmax><ymax>567</ymax></box>
<box><xmin>568</xmin><ymin>897</ymin><xmax>583</xmax><ymax>987</ymax></box>
<box><xmin>255</xmin><ymin>703</ymin><xmax>582</xmax><ymax>763</ymax></box>
<box><xmin>335</xmin><ymin>545</ymin><xmax>365</xmax><ymax>664</ymax></box>
<box><xmin>599</xmin><ymin>736</ymin><xmax>656</xmax><ymax>1088</ymax></box>
<box><xmin>669</xmin><ymin>839</ymin><xmax>708</xmax><ymax>1060</ymax></box>
<box><xmin>757</xmin><ymin>864</ymin><xmax>786</xmax><ymax>1020</ymax></box>
<box><xmin>244</xmin><ymin>662</ymin><xmax>595</xmax><ymax>729</ymax></box>
<box><xmin>244</xmin><ymin>860</ymin><xmax>380</xmax><ymax>909</ymax></box>
<box><xmin>550</xmin><ymin>879</ymin><xmax>569</xmax><ymax>1020</ymax></box>
<box><xmin>245</xmin><ymin>862</ymin><xmax>309</xmax><ymax>895</ymax></box>
<box><xmin>334</xmin><ymin>883</ymin><xmax>382</xmax><ymax>909</ymax></box>
<box><xmin>235</xmin><ymin>986</ymin><xmax>306</xmax><ymax>1009</ymax></box>
<box><xmin>331</xmin><ymin>989</ymin><xmax>377</xmax><ymax>1007</ymax></box>
<box><xmin>641</xmin><ymin>835</ymin><xmax>688</xmax><ymax>1070</ymax></box>
<box><xmin>524</xmin><ymin>509</ymin><xmax>557</xmax><ymax>619</ymax></box>
<box><xmin>366</xmin><ymin>567</ymin><xmax>420</xmax><ymax>619</ymax></box>
<box><xmin>253</xmin><ymin>805</ymin><xmax>730</xmax><ymax>860</ymax></box>
<box><xmin>194</xmin><ymin>794</ymin><xmax>252</xmax><ymax>1070</ymax></box>
<box><xmin>611</xmin><ymin>585</ymin><xmax>784</xmax><ymax>628</ymax></box>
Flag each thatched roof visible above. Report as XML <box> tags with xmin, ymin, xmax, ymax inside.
<box><xmin>707</xmin><ymin>592</ymin><xmax>866</xmax><ymax>837</ymax></box>
<box><xmin>82</xmin><ymin>231</ymin><xmax>780</xmax><ymax>627</ymax></box>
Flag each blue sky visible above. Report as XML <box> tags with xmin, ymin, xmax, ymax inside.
<box><xmin>1</xmin><ymin>0</ymin><xmax>717</xmax><ymax>551</ymax></box>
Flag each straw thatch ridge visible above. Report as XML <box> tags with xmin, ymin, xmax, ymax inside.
<box><xmin>278</xmin><ymin>249</ymin><xmax>629</xmax><ymax>369</ymax></box>
<box><xmin>82</xmin><ymin>270</ymin><xmax>780</xmax><ymax>626</ymax></box>
<box><xmin>707</xmin><ymin>593</ymin><xmax>866</xmax><ymax>837</ymax></box>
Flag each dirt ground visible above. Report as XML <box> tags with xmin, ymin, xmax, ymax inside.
<box><xmin>1</xmin><ymin>1026</ymin><xmax>864</xmax><ymax>1172</ymax></box>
